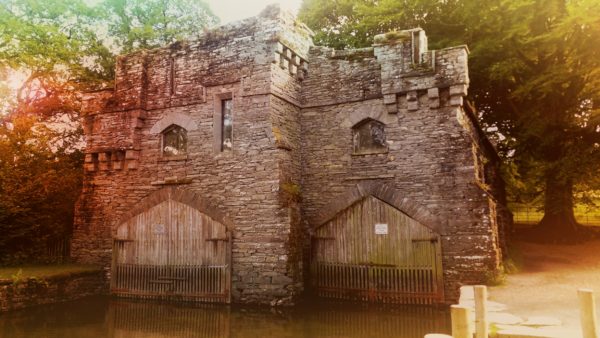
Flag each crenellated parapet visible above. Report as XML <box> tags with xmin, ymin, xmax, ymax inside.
<box><xmin>80</xmin><ymin>90</ymin><xmax>145</xmax><ymax>172</ymax></box>
<box><xmin>301</xmin><ymin>28</ymin><xmax>469</xmax><ymax>112</ymax></box>
<box><xmin>374</xmin><ymin>28</ymin><xmax>469</xmax><ymax>114</ymax></box>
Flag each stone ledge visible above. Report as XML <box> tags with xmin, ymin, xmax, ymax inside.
<box><xmin>0</xmin><ymin>270</ymin><xmax>106</xmax><ymax>312</ymax></box>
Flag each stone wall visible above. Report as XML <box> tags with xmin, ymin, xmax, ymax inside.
<box><xmin>73</xmin><ymin>5</ymin><xmax>507</xmax><ymax>305</ymax></box>
<box><xmin>73</xmin><ymin>6</ymin><xmax>314</xmax><ymax>305</ymax></box>
<box><xmin>0</xmin><ymin>270</ymin><xmax>105</xmax><ymax>312</ymax></box>
<box><xmin>300</xmin><ymin>29</ymin><xmax>503</xmax><ymax>302</ymax></box>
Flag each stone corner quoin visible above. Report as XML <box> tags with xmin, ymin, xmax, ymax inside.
<box><xmin>72</xmin><ymin>4</ymin><xmax>512</xmax><ymax>305</ymax></box>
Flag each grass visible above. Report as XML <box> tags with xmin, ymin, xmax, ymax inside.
<box><xmin>0</xmin><ymin>263</ymin><xmax>102</xmax><ymax>281</ymax></box>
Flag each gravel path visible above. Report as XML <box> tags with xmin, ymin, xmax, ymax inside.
<box><xmin>488</xmin><ymin>239</ymin><xmax>600</xmax><ymax>335</ymax></box>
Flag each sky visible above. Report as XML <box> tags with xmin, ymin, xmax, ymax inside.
<box><xmin>206</xmin><ymin>0</ymin><xmax>303</xmax><ymax>24</ymax></box>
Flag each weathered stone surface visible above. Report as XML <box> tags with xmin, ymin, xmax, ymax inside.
<box><xmin>72</xmin><ymin>5</ymin><xmax>510</xmax><ymax>305</ymax></box>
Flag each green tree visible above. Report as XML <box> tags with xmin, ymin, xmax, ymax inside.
<box><xmin>0</xmin><ymin>115</ymin><xmax>83</xmax><ymax>263</ymax></box>
<box><xmin>0</xmin><ymin>0</ymin><xmax>218</xmax><ymax>101</ymax></box>
<box><xmin>299</xmin><ymin>0</ymin><xmax>600</xmax><ymax>241</ymax></box>
<box><xmin>105</xmin><ymin>0</ymin><xmax>218</xmax><ymax>55</ymax></box>
<box><xmin>0</xmin><ymin>0</ymin><xmax>218</xmax><ymax>261</ymax></box>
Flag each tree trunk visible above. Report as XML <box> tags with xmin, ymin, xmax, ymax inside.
<box><xmin>536</xmin><ymin>176</ymin><xmax>585</xmax><ymax>243</ymax></box>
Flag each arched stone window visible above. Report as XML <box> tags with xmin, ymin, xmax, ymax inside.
<box><xmin>352</xmin><ymin>119</ymin><xmax>387</xmax><ymax>154</ymax></box>
<box><xmin>161</xmin><ymin>125</ymin><xmax>187</xmax><ymax>157</ymax></box>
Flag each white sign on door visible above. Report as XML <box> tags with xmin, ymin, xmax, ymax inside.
<box><xmin>375</xmin><ymin>223</ymin><xmax>388</xmax><ymax>235</ymax></box>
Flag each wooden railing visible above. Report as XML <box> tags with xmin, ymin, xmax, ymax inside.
<box><xmin>426</xmin><ymin>286</ymin><xmax>599</xmax><ymax>338</ymax></box>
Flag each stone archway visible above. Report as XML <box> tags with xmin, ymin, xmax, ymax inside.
<box><xmin>111</xmin><ymin>187</ymin><xmax>233</xmax><ymax>303</ymax></box>
<box><xmin>310</xmin><ymin>183</ymin><xmax>445</xmax><ymax>304</ymax></box>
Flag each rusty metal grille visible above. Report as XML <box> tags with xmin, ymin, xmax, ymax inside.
<box><xmin>312</xmin><ymin>262</ymin><xmax>442</xmax><ymax>304</ymax></box>
<box><xmin>110</xmin><ymin>199</ymin><xmax>231</xmax><ymax>303</ymax></box>
<box><xmin>112</xmin><ymin>264</ymin><xmax>229</xmax><ymax>302</ymax></box>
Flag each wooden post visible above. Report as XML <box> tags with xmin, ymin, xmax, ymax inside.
<box><xmin>474</xmin><ymin>285</ymin><xmax>489</xmax><ymax>338</ymax></box>
<box><xmin>579</xmin><ymin>288</ymin><xmax>599</xmax><ymax>338</ymax></box>
<box><xmin>451</xmin><ymin>305</ymin><xmax>472</xmax><ymax>338</ymax></box>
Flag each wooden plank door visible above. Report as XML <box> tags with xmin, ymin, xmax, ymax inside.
<box><xmin>311</xmin><ymin>195</ymin><xmax>443</xmax><ymax>304</ymax></box>
<box><xmin>111</xmin><ymin>198</ymin><xmax>231</xmax><ymax>303</ymax></box>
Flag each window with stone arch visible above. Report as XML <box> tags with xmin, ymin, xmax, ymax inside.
<box><xmin>161</xmin><ymin>124</ymin><xmax>187</xmax><ymax>157</ymax></box>
<box><xmin>352</xmin><ymin>119</ymin><xmax>387</xmax><ymax>154</ymax></box>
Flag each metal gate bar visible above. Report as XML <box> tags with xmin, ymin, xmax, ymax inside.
<box><xmin>312</xmin><ymin>262</ymin><xmax>442</xmax><ymax>304</ymax></box>
<box><xmin>112</xmin><ymin>263</ymin><xmax>229</xmax><ymax>302</ymax></box>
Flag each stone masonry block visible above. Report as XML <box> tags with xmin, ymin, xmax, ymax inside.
<box><xmin>407</xmin><ymin>100</ymin><xmax>419</xmax><ymax>111</ymax></box>
<box><xmin>407</xmin><ymin>91</ymin><xmax>418</xmax><ymax>102</ymax></box>
<box><xmin>427</xmin><ymin>88</ymin><xmax>439</xmax><ymax>98</ymax></box>
<box><xmin>276</xmin><ymin>42</ymin><xmax>284</xmax><ymax>54</ymax></box>
<box><xmin>300</xmin><ymin>61</ymin><xmax>308</xmax><ymax>72</ymax></box>
<box><xmin>98</xmin><ymin>153</ymin><xmax>110</xmax><ymax>162</ymax></box>
<box><xmin>383</xmin><ymin>94</ymin><xmax>397</xmax><ymax>105</ymax></box>
<box><xmin>386</xmin><ymin>103</ymin><xmax>398</xmax><ymax>114</ymax></box>
<box><xmin>449</xmin><ymin>84</ymin><xmax>468</xmax><ymax>96</ymax></box>
<box><xmin>126</xmin><ymin>159</ymin><xmax>138</xmax><ymax>170</ymax></box>
<box><xmin>279</xmin><ymin>54</ymin><xmax>286</xmax><ymax>69</ymax></box>
<box><xmin>450</xmin><ymin>95</ymin><xmax>464</xmax><ymax>106</ymax></box>
<box><xmin>133</xmin><ymin>118</ymin><xmax>144</xmax><ymax>129</ymax></box>
<box><xmin>125</xmin><ymin>150</ymin><xmax>140</xmax><ymax>160</ymax></box>
<box><xmin>293</xmin><ymin>55</ymin><xmax>301</xmax><ymax>66</ymax></box>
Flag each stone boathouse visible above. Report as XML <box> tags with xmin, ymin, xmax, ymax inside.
<box><xmin>72</xmin><ymin>5</ymin><xmax>511</xmax><ymax>305</ymax></box>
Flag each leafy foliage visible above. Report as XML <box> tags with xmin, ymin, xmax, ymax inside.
<box><xmin>0</xmin><ymin>116</ymin><xmax>83</xmax><ymax>263</ymax></box>
<box><xmin>105</xmin><ymin>0</ymin><xmax>218</xmax><ymax>55</ymax></box>
<box><xmin>0</xmin><ymin>0</ymin><xmax>218</xmax><ymax>262</ymax></box>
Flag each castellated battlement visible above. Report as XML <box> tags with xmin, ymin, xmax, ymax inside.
<box><xmin>73</xmin><ymin>5</ymin><xmax>509</xmax><ymax>306</ymax></box>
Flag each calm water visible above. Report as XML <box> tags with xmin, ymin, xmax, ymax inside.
<box><xmin>0</xmin><ymin>297</ymin><xmax>451</xmax><ymax>338</ymax></box>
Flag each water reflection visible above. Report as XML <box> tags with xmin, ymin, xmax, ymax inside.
<box><xmin>0</xmin><ymin>297</ymin><xmax>451</xmax><ymax>338</ymax></box>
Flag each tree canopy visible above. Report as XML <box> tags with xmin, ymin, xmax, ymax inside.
<box><xmin>299</xmin><ymin>0</ymin><xmax>600</xmax><ymax>240</ymax></box>
<box><xmin>0</xmin><ymin>0</ymin><xmax>217</xmax><ymax>262</ymax></box>
<box><xmin>0</xmin><ymin>115</ymin><xmax>82</xmax><ymax>263</ymax></box>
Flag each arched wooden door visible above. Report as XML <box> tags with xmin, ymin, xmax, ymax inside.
<box><xmin>111</xmin><ymin>197</ymin><xmax>231</xmax><ymax>303</ymax></box>
<box><xmin>311</xmin><ymin>195</ymin><xmax>443</xmax><ymax>304</ymax></box>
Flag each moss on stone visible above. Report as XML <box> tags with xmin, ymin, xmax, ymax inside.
<box><xmin>374</xmin><ymin>31</ymin><xmax>411</xmax><ymax>44</ymax></box>
<box><xmin>0</xmin><ymin>264</ymin><xmax>102</xmax><ymax>281</ymax></box>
